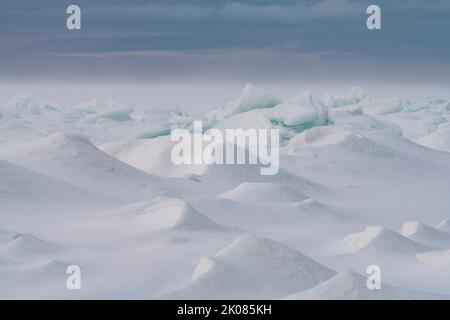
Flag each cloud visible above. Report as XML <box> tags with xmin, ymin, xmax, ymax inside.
<box><xmin>94</xmin><ymin>0</ymin><xmax>365</xmax><ymax>23</ymax></box>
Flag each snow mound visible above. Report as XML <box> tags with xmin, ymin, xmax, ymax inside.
<box><xmin>401</xmin><ymin>222</ymin><xmax>450</xmax><ymax>249</ymax></box>
<box><xmin>218</xmin><ymin>182</ymin><xmax>308</xmax><ymax>204</ymax></box>
<box><xmin>0</xmin><ymin>229</ymin><xmax>60</xmax><ymax>257</ymax></box>
<box><xmin>100</xmin><ymin>136</ymin><xmax>206</xmax><ymax>178</ymax></box>
<box><xmin>437</xmin><ymin>220</ymin><xmax>450</xmax><ymax>233</ymax></box>
<box><xmin>1</xmin><ymin>132</ymin><xmax>171</xmax><ymax>201</ymax></box>
<box><xmin>230</xmin><ymin>84</ymin><xmax>279</xmax><ymax>114</ymax></box>
<box><xmin>415</xmin><ymin>123</ymin><xmax>450</xmax><ymax>153</ymax></box>
<box><xmin>0</xmin><ymin>158</ymin><xmax>110</xmax><ymax>214</ymax></box>
<box><xmin>287</xmin><ymin>126</ymin><xmax>351</xmax><ymax>151</ymax></box>
<box><xmin>165</xmin><ymin>235</ymin><xmax>335</xmax><ymax>299</ymax></box>
<box><xmin>324</xmin><ymin>87</ymin><xmax>368</xmax><ymax>109</ymax></box>
<box><xmin>123</xmin><ymin>197</ymin><xmax>227</xmax><ymax>232</ymax></box>
<box><xmin>284</xmin><ymin>270</ymin><xmax>444</xmax><ymax>300</ymax></box>
<box><xmin>343</xmin><ymin>227</ymin><xmax>430</xmax><ymax>255</ymax></box>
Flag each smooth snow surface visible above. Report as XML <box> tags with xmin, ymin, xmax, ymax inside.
<box><xmin>1</xmin><ymin>84</ymin><xmax>450</xmax><ymax>299</ymax></box>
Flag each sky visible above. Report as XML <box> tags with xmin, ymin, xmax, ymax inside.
<box><xmin>1</xmin><ymin>0</ymin><xmax>450</xmax><ymax>105</ymax></box>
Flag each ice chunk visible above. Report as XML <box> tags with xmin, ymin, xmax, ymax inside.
<box><xmin>268</xmin><ymin>91</ymin><xmax>326</xmax><ymax>133</ymax></box>
<box><xmin>324</xmin><ymin>87</ymin><xmax>368</xmax><ymax>109</ymax></box>
<box><xmin>86</xmin><ymin>108</ymin><xmax>133</xmax><ymax>123</ymax></box>
<box><xmin>362</xmin><ymin>97</ymin><xmax>405</xmax><ymax>115</ymax></box>
<box><xmin>1</xmin><ymin>95</ymin><xmax>60</xmax><ymax>119</ymax></box>
<box><xmin>230</xmin><ymin>84</ymin><xmax>279</xmax><ymax>114</ymax></box>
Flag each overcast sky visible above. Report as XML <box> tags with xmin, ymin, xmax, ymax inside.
<box><xmin>1</xmin><ymin>0</ymin><xmax>450</xmax><ymax>88</ymax></box>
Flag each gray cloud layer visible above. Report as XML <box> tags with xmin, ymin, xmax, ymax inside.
<box><xmin>1</xmin><ymin>0</ymin><xmax>450</xmax><ymax>84</ymax></box>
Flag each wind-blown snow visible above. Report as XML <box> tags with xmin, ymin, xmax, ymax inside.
<box><xmin>342</xmin><ymin>227</ymin><xmax>431</xmax><ymax>255</ymax></box>
<box><xmin>1</xmin><ymin>84</ymin><xmax>450</xmax><ymax>299</ymax></box>
<box><xmin>284</xmin><ymin>270</ymin><xmax>446</xmax><ymax>300</ymax></box>
<box><xmin>401</xmin><ymin>222</ymin><xmax>450</xmax><ymax>249</ymax></box>
<box><xmin>164</xmin><ymin>235</ymin><xmax>335</xmax><ymax>299</ymax></box>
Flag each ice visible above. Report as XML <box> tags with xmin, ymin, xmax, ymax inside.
<box><xmin>230</xmin><ymin>84</ymin><xmax>279</xmax><ymax>114</ymax></box>
<box><xmin>323</xmin><ymin>87</ymin><xmax>368</xmax><ymax>109</ymax></box>
<box><xmin>362</xmin><ymin>97</ymin><xmax>406</xmax><ymax>115</ymax></box>
<box><xmin>2</xmin><ymin>86</ymin><xmax>450</xmax><ymax>299</ymax></box>
<box><xmin>86</xmin><ymin>108</ymin><xmax>133</xmax><ymax>123</ymax></box>
<box><xmin>268</xmin><ymin>91</ymin><xmax>326</xmax><ymax>135</ymax></box>
<box><xmin>1</xmin><ymin>95</ymin><xmax>60</xmax><ymax>118</ymax></box>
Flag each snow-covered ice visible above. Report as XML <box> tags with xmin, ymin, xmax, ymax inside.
<box><xmin>1</xmin><ymin>84</ymin><xmax>450</xmax><ymax>299</ymax></box>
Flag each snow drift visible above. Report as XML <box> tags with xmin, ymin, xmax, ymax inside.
<box><xmin>165</xmin><ymin>235</ymin><xmax>335</xmax><ymax>299</ymax></box>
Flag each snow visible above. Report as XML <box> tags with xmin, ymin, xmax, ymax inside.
<box><xmin>437</xmin><ymin>220</ymin><xmax>450</xmax><ymax>233</ymax></box>
<box><xmin>218</xmin><ymin>182</ymin><xmax>308</xmax><ymax>204</ymax></box>
<box><xmin>401</xmin><ymin>222</ymin><xmax>450</xmax><ymax>249</ymax></box>
<box><xmin>342</xmin><ymin>227</ymin><xmax>430</xmax><ymax>255</ymax></box>
<box><xmin>416</xmin><ymin>249</ymin><xmax>450</xmax><ymax>264</ymax></box>
<box><xmin>0</xmin><ymin>132</ymin><xmax>178</xmax><ymax>201</ymax></box>
<box><xmin>287</xmin><ymin>126</ymin><xmax>352</xmax><ymax>151</ymax></box>
<box><xmin>284</xmin><ymin>270</ymin><xmax>446</xmax><ymax>300</ymax></box>
<box><xmin>1</xmin><ymin>84</ymin><xmax>450</xmax><ymax>299</ymax></box>
<box><xmin>164</xmin><ymin>235</ymin><xmax>335</xmax><ymax>299</ymax></box>
<box><xmin>415</xmin><ymin>123</ymin><xmax>450</xmax><ymax>153</ymax></box>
